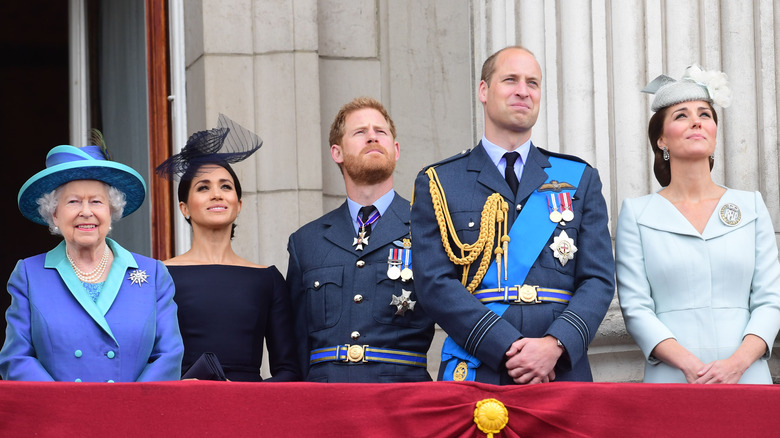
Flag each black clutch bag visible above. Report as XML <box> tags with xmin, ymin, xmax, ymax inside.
<box><xmin>181</xmin><ymin>352</ymin><xmax>228</xmax><ymax>381</ymax></box>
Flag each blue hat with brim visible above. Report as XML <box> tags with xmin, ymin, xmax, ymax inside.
<box><xmin>18</xmin><ymin>145</ymin><xmax>147</xmax><ymax>225</ymax></box>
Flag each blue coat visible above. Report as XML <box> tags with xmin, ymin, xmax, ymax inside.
<box><xmin>411</xmin><ymin>143</ymin><xmax>615</xmax><ymax>384</ymax></box>
<box><xmin>0</xmin><ymin>239</ymin><xmax>184</xmax><ymax>382</ymax></box>
<box><xmin>286</xmin><ymin>193</ymin><xmax>435</xmax><ymax>382</ymax></box>
<box><xmin>616</xmin><ymin>189</ymin><xmax>780</xmax><ymax>383</ymax></box>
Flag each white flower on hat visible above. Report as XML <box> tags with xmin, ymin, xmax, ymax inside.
<box><xmin>682</xmin><ymin>65</ymin><xmax>732</xmax><ymax>108</ymax></box>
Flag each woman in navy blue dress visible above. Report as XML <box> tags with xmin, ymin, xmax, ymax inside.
<box><xmin>157</xmin><ymin>115</ymin><xmax>299</xmax><ymax>382</ymax></box>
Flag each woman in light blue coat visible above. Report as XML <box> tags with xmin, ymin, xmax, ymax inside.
<box><xmin>0</xmin><ymin>140</ymin><xmax>184</xmax><ymax>382</ymax></box>
<box><xmin>616</xmin><ymin>66</ymin><xmax>780</xmax><ymax>384</ymax></box>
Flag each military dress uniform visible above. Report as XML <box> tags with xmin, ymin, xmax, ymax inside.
<box><xmin>410</xmin><ymin>143</ymin><xmax>614</xmax><ymax>384</ymax></box>
<box><xmin>287</xmin><ymin>193</ymin><xmax>435</xmax><ymax>382</ymax></box>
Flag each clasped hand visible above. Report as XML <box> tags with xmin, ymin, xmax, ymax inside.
<box><xmin>504</xmin><ymin>336</ymin><xmax>562</xmax><ymax>384</ymax></box>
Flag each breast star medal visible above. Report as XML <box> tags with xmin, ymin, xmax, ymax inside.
<box><xmin>719</xmin><ymin>203</ymin><xmax>741</xmax><ymax>226</ymax></box>
<box><xmin>389</xmin><ymin>289</ymin><xmax>416</xmax><ymax>316</ymax></box>
<box><xmin>128</xmin><ymin>269</ymin><xmax>149</xmax><ymax>286</ymax></box>
<box><xmin>549</xmin><ymin>230</ymin><xmax>577</xmax><ymax>266</ymax></box>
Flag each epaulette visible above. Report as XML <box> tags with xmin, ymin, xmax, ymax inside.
<box><xmin>418</xmin><ymin>148</ymin><xmax>473</xmax><ymax>174</ymax></box>
<box><xmin>536</xmin><ymin>146</ymin><xmax>593</xmax><ymax>167</ymax></box>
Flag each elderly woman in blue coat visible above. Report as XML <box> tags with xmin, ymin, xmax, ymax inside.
<box><xmin>616</xmin><ymin>66</ymin><xmax>780</xmax><ymax>384</ymax></box>
<box><xmin>0</xmin><ymin>141</ymin><xmax>184</xmax><ymax>382</ymax></box>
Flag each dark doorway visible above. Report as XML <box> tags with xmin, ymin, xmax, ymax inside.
<box><xmin>0</xmin><ymin>2</ymin><xmax>70</xmax><ymax>345</ymax></box>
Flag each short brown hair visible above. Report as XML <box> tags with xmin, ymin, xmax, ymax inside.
<box><xmin>480</xmin><ymin>46</ymin><xmax>536</xmax><ymax>85</ymax></box>
<box><xmin>648</xmin><ymin>103</ymin><xmax>718</xmax><ymax>186</ymax></box>
<box><xmin>329</xmin><ymin>97</ymin><xmax>397</xmax><ymax>147</ymax></box>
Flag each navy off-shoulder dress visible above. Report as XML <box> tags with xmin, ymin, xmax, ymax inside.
<box><xmin>168</xmin><ymin>265</ymin><xmax>299</xmax><ymax>382</ymax></box>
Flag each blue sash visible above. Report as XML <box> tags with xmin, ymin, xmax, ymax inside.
<box><xmin>441</xmin><ymin>156</ymin><xmax>586</xmax><ymax>381</ymax></box>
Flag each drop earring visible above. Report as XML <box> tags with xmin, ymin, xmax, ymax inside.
<box><xmin>662</xmin><ymin>147</ymin><xmax>669</xmax><ymax>161</ymax></box>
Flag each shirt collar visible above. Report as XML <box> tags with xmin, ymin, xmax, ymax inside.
<box><xmin>347</xmin><ymin>188</ymin><xmax>395</xmax><ymax>232</ymax></box>
<box><xmin>481</xmin><ymin>136</ymin><xmax>531</xmax><ymax>168</ymax></box>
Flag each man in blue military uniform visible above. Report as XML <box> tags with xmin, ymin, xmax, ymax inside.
<box><xmin>287</xmin><ymin>97</ymin><xmax>434</xmax><ymax>382</ymax></box>
<box><xmin>411</xmin><ymin>46</ymin><xmax>614</xmax><ymax>384</ymax></box>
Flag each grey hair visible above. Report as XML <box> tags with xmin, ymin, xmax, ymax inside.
<box><xmin>36</xmin><ymin>182</ymin><xmax>126</xmax><ymax>235</ymax></box>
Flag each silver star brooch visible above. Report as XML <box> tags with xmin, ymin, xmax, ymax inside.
<box><xmin>128</xmin><ymin>269</ymin><xmax>149</xmax><ymax>287</ymax></box>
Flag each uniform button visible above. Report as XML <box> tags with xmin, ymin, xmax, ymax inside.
<box><xmin>354</xmin><ymin>294</ymin><xmax>363</xmax><ymax>303</ymax></box>
<box><xmin>107</xmin><ymin>380</ymin><xmax>115</xmax><ymax>383</ymax></box>
<box><xmin>74</xmin><ymin>350</ymin><xmax>82</xmax><ymax>358</ymax></box>
<box><xmin>313</xmin><ymin>281</ymin><xmax>320</xmax><ymax>288</ymax></box>
<box><xmin>516</xmin><ymin>204</ymin><xmax>522</xmax><ymax>212</ymax></box>
<box><xmin>351</xmin><ymin>331</ymin><xmax>361</xmax><ymax>340</ymax></box>
<box><xmin>106</xmin><ymin>351</ymin><xmax>115</xmax><ymax>359</ymax></box>
<box><xmin>468</xmin><ymin>221</ymin><xmax>475</xmax><ymax>228</ymax></box>
<box><xmin>75</xmin><ymin>378</ymin><xmax>82</xmax><ymax>382</ymax></box>
<box><xmin>356</xmin><ymin>260</ymin><xmax>365</xmax><ymax>268</ymax></box>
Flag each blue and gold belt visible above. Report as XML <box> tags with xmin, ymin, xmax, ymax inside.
<box><xmin>310</xmin><ymin>345</ymin><xmax>427</xmax><ymax>368</ymax></box>
<box><xmin>473</xmin><ymin>285</ymin><xmax>572</xmax><ymax>304</ymax></box>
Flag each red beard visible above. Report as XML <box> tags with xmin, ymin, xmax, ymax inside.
<box><xmin>342</xmin><ymin>146</ymin><xmax>396</xmax><ymax>185</ymax></box>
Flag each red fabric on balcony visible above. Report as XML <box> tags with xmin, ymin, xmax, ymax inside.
<box><xmin>0</xmin><ymin>380</ymin><xmax>777</xmax><ymax>437</ymax></box>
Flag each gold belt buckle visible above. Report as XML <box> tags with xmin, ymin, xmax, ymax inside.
<box><xmin>515</xmin><ymin>284</ymin><xmax>541</xmax><ymax>304</ymax></box>
<box><xmin>344</xmin><ymin>344</ymin><xmax>368</xmax><ymax>363</ymax></box>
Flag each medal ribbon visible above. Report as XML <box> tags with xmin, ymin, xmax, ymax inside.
<box><xmin>560</xmin><ymin>192</ymin><xmax>572</xmax><ymax>215</ymax></box>
<box><xmin>546</xmin><ymin>193</ymin><xmax>560</xmax><ymax>216</ymax></box>
<box><xmin>388</xmin><ymin>248</ymin><xmax>400</xmax><ymax>262</ymax></box>
<box><xmin>357</xmin><ymin>209</ymin><xmax>381</xmax><ymax>231</ymax></box>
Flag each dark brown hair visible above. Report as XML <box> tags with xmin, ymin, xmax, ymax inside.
<box><xmin>178</xmin><ymin>161</ymin><xmax>242</xmax><ymax>239</ymax></box>
<box><xmin>648</xmin><ymin>103</ymin><xmax>718</xmax><ymax>186</ymax></box>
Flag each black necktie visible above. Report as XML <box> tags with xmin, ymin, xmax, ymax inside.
<box><xmin>503</xmin><ymin>152</ymin><xmax>520</xmax><ymax>196</ymax></box>
<box><xmin>358</xmin><ymin>205</ymin><xmax>379</xmax><ymax>238</ymax></box>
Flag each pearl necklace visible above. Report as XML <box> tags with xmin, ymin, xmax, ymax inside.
<box><xmin>67</xmin><ymin>245</ymin><xmax>110</xmax><ymax>283</ymax></box>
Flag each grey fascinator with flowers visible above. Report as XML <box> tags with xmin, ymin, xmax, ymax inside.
<box><xmin>642</xmin><ymin>65</ymin><xmax>732</xmax><ymax>112</ymax></box>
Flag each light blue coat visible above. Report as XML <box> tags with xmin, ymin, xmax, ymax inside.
<box><xmin>0</xmin><ymin>239</ymin><xmax>184</xmax><ymax>382</ymax></box>
<box><xmin>616</xmin><ymin>189</ymin><xmax>780</xmax><ymax>383</ymax></box>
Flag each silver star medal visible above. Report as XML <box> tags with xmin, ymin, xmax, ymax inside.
<box><xmin>389</xmin><ymin>289</ymin><xmax>416</xmax><ymax>316</ymax></box>
<box><xmin>128</xmin><ymin>269</ymin><xmax>149</xmax><ymax>286</ymax></box>
<box><xmin>353</xmin><ymin>228</ymin><xmax>369</xmax><ymax>251</ymax></box>
<box><xmin>549</xmin><ymin>230</ymin><xmax>577</xmax><ymax>266</ymax></box>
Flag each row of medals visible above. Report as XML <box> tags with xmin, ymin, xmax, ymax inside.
<box><xmin>548</xmin><ymin>192</ymin><xmax>574</xmax><ymax>223</ymax></box>
<box><xmin>387</xmin><ymin>239</ymin><xmax>413</xmax><ymax>282</ymax></box>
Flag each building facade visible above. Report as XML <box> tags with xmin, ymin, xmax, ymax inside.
<box><xmin>2</xmin><ymin>0</ymin><xmax>778</xmax><ymax>382</ymax></box>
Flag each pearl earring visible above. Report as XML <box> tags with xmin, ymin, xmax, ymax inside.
<box><xmin>662</xmin><ymin>147</ymin><xmax>670</xmax><ymax>161</ymax></box>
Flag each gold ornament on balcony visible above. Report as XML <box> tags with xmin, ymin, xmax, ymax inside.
<box><xmin>473</xmin><ymin>398</ymin><xmax>508</xmax><ymax>437</ymax></box>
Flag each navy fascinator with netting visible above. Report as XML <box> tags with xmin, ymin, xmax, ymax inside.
<box><xmin>155</xmin><ymin>114</ymin><xmax>262</xmax><ymax>180</ymax></box>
